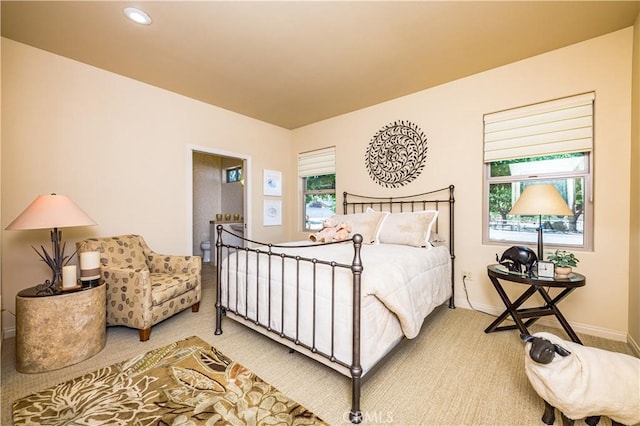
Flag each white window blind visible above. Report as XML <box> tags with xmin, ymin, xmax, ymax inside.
<box><xmin>298</xmin><ymin>147</ymin><xmax>335</xmax><ymax>177</ymax></box>
<box><xmin>484</xmin><ymin>92</ymin><xmax>594</xmax><ymax>163</ymax></box>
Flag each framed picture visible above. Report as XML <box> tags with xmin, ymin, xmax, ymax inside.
<box><xmin>263</xmin><ymin>199</ymin><xmax>282</xmax><ymax>226</ymax></box>
<box><xmin>537</xmin><ymin>261</ymin><xmax>555</xmax><ymax>279</ymax></box>
<box><xmin>263</xmin><ymin>169</ymin><xmax>282</xmax><ymax>196</ymax></box>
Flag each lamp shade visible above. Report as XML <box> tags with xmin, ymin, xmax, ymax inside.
<box><xmin>509</xmin><ymin>184</ymin><xmax>573</xmax><ymax>216</ymax></box>
<box><xmin>5</xmin><ymin>194</ymin><xmax>97</xmax><ymax>230</ymax></box>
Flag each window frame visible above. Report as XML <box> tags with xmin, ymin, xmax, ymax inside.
<box><xmin>302</xmin><ymin>174</ymin><xmax>336</xmax><ymax>232</ymax></box>
<box><xmin>483</xmin><ymin>93</ymin><xmax>595</xmax><ymax>253</ymax></box>
<box><xmin>298</xmin><ymin>147</ymin><xmax>336</xmax><ymax>232</ymax></box>
<box><xmin>225</xmin><ymin>166</ymin><xmax>242</xmax><ymax>184</ymax></box>
<box><xmin>483</xmin><ymin>152</ymin><xmax>593</xmax><ymax>251</ymax></box>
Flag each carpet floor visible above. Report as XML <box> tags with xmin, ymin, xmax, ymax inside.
<box><xmin>2</xmin><ymin>264</ymin><xmax>636</xmax><ymax>425</ymax></box>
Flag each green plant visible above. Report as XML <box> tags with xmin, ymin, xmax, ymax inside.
<box><xmin>546</xmin><ymin>250</ymin><xmax>579</xmax><ymax>267</ymax></box>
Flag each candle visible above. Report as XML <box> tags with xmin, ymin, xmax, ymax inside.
<box><xmin>80</xmin><ymin>251</ymin><xmax>101</xmax><ymax>281</ymax></box>
<box><xmin>62</xmin><ymin>265</ymin><xmax>77</xmax><ymax>288</ymax></box>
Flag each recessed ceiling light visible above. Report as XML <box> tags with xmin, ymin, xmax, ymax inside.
<box><xmin>123</xmin><ymin>7</ymin><xmax>152</xmax><ymax>25</ymax></box>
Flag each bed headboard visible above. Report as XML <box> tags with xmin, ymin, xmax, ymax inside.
<box><xmin>343</xmin><ymin>185</ymin><xmax>455</xmax><ymax>308</ymax></box>
<box><xmin>343</xmin><ymin>185</ymin><xmax>454</xmax><ymax>246</ymax></box>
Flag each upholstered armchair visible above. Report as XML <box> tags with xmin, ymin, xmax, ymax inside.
<box><xmin>76</xmin><ymin>235</ymin><xmax>201</xmax><ymax>341</ymax></box>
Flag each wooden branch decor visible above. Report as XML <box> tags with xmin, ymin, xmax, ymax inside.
<box><xmin>365</xmin><ymin>120</ymin><xmax>428</xmax><ymax>188</ymax></box>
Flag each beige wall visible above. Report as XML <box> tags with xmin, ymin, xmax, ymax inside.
<box><xmin>2</xmin><ymin>27</ymin><xmax>637</xmax><ymax>344</ymax></box>
<box><xmin>1</xmin><ymin>38</ymin><xmax>292</xmax><ymax>335</ymax></box>
<box><xmin>629</xmin><ymin>13</ymin><xmax>640</xmax><ymax>353</ymax></box>
<box><xmin>0</xmin><ymin>34</ymin><xmax>3</xmax><ymax>352</ymax></box>
<box><xmin>292</xmin><ymin>28</ymin><xmax>635</xmax><ymax>342</ymax></box>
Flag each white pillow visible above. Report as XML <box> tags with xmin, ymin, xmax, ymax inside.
<box><xmin>378</xmin><ymin>210</ymin><xmax>439</xmax><ymax>247</ymax></box>
<box><xmin>331</xmin><ymin>211</ymin><xmax>389</xmax><ymax>244</ymax></box>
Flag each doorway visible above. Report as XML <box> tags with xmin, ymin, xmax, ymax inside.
<box><xmin>186</xmin><ymin>145</ymin><xmax>251</xmax><ymax>259</ymax></box>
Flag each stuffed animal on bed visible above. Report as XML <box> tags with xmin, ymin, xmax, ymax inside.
<box><xmin>333</xmin><ymin>222</ymin><xmax>352</xmax><ymax>241</ymax></box>
<box><xmin>309</xmin><ymin>218</ymin><xmax>352</xmax><ymax>243</ymax></box>
<box><xmin>309</xmin><ymin>217</ymin><xmax>339</xmax><ymax>242</ymax></box>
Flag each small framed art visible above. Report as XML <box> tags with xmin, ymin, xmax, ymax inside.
<box><xmin>263</xmin><ymin>169</ymin><xmax>282</xmax><ymax>196</ymax></box>
<box><xmin>537</xmin><ymin>261</ymin><xmax>555</xmax><ymax>279</ymax></box>
<box><xmin>263</xmin><ymin>199</ymin><xmax>282</xmax><ymax>226</ymax></box>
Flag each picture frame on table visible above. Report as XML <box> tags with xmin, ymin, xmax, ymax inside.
<box><xmin>537</xmin><ymin>261</ymin><xmax>555</xmax><ymax>279</ymax></box>
<box><xmin>263</xmin><ymin>169</ymin><xmax>282</xmax><ymax>196</ymax></box>
<box><xmin>263</xmin><ymin>199</ymin><xmax>282</xmax><ymax>226</ymax></box>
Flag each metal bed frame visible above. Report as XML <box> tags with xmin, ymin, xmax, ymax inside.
<box><xmin>215</xmin><ymin>185</ymin><xmax>455</xmax><ymax>423</ymax></box>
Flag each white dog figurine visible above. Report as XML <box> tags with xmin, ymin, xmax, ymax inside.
<box><xmin>521</xmin><ymin>332</ymin><xmax>640</xmax><ymax>426</ymax></box>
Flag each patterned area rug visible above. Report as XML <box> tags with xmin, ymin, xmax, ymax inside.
<box><xmin>13</xmin><ymin>336</ymin><xmax>326</xmax><ymax>425</ymax></box>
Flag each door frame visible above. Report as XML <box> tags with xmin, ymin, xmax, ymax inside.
<box><xmin>186</xmin><ymin>144</ymin><xmax>252</xmax><ymax>253</ymax></box>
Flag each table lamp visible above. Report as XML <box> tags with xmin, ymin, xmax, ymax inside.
<box><xmin>5</xmin><ymin>194</ymin><xmax>97</xmax><ymax>293</ymax></box>
<box><xmin>508</xmin><ymin>184</ymin><xmax>573</xmax><ymax>259</ymax></box>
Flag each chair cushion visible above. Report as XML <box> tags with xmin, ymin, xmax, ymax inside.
<box><xmin>95</xmin><ymin>235</ymin><xmax>148</xmax><ymax>270</ymax></box>
<box><xmin>150</xmin><ymin>273</ymin><xmax>199</xmax><ymax>306</ymax></box>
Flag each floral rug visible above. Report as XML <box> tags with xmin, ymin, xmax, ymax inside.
<box><xmin>13</xmin><ymin>336</ymin><xmax>326</xmax><ymax>425</ymax></box>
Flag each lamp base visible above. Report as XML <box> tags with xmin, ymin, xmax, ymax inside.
<box><xmin>31</xmin><ymin>227</ymin><xmax>78</xmax><ymax>296</ymax></box>
<box><xmin>34</xmin><ymin>280</ymin><xmax>61</xmax><ymax>296</ymax></box>
<box><xmin>537</xmin><ymin>214</ymin><xmax>544</xmax><ymax>260</ymax></box>
<box><xmin>537</xmin><ymin>227</ymin><xmax>544</xmax><ymax>260</ymax></box>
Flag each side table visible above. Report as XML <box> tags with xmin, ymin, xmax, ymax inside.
<box><xmin>16</xmin><ymin>283</ymin><xmax>106</xmax><ymax>373</ymax></box>
<box><xmin>484</xmin><ymin>264</ymin><xmax>585</xmax><ymax>344</ymax></box>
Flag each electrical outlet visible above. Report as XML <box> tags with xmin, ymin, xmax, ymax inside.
<box><xmin>463</xmin><ymin>271</ymin><xmax>473</xmax><ymax>281</ymax></box>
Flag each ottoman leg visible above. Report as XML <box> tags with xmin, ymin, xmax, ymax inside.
<box><xmin>585</xmin><ymin>416</ymin><xmax>600</xmax><ymax>426</ymax></box>
<box><xmin>542</xmin><ymin>400</ymin><xmax>555</xmax><ymax>425</ymax></box>
<box><xmin>560</xmin><ymin>412</ymin><xmax>574</xmax><ymax>426</ymax></box>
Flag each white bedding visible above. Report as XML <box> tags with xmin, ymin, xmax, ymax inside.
<box><xmin>219</xmin><ymin>242</ymin><xmax>451</xmax><ymax>374</ymax></box>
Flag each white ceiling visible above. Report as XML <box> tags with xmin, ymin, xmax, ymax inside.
<box><xmin>2</xmin><ymin>1</ymin><xmax>638</xmax><ymax>129</ymax></box>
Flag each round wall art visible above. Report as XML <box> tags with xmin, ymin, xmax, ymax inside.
<box><xmin>365</xmin><ymin>120</ymin><xmax>428</xmax><ymax>188</ymax></box>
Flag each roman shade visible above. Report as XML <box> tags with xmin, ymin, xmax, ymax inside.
<box><xmin>298</xmin><ymin>147</ymin><xmax>335</xmax><ymax>177</ymax></box>
<box><xmin>483</xmin><ymin>92</ymin><xmax>594</xmax><ymax>163</ymax></box>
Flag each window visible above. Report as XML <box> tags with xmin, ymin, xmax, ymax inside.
<box><xmin>298</xmin><ymin>147</ymin><xmax>336</xmax><ymax>231</ymax></box>
<box><xmin>225</xmin><ymin>166</ymin><xmax>242</xmax><ymax>183</ymax></box>
<box><xmin>484</xmin><ymin>93</ymin><xmax>594</xmax><ymax>251</ymax></box>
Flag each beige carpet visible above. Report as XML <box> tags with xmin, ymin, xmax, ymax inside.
<box><xmin>2</xmin><ymin>265</ymin><xmax>636</xmax><ymax>425</ymax></box>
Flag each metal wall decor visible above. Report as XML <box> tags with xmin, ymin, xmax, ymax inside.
<box><xmin>365</xmin><ymin>120</ymin><xmax>428</xmax><ymax>188</ymax></box>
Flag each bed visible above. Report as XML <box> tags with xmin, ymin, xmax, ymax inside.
<box><xmin>214</xmin><ymin>185</ymin><xmax>455</xmax><ymax>423</ymax></box>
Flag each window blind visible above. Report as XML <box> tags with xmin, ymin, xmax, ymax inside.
<box><xmin>483</xmin><ymin>92</ymin><xmax>594</xmax><ymax>163</ymax></box>
<box><xmin>298</xmin><ymin>147</ymin><xmax>335</xmax><ymax>177</ymax></box>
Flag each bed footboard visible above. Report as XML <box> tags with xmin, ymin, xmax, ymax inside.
<box><xmin>214</xmin><ymin>227</ymin><xmax>365</xmax><ymax>423</ymax></box>
<box><xmin>214</xmin><ymin>185</ymin><xmax>454</xmax><ymax>424</ymax></box>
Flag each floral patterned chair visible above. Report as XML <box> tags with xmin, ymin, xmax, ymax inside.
<box><xmin>76</xmin><ymin>235</ymin><xmax>201</xmax><ymax>341</ymax></box>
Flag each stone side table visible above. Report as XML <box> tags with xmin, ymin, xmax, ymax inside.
<box><xmin>16</xmin><ymin>283</ymin><xmax>106</xmax><ymax>373</ymax></box>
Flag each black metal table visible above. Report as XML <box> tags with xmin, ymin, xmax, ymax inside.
<box><xmin>484</xmin><ymin>264</ymin><xmax>586</xmax><ymax>344</ymax></box>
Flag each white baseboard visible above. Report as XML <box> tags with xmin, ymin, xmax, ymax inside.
<box><xmin>453</xmin><ymin>296</ymin><xmax>628</xmax><ymax>342</ymax></box>
<box><xmin>3</xmin><ymin>327</ymin><xmax>16</xmax><ymax>339</ymax></box>
<box><xmin>628</xmin><ymin>334</ymin><xmax>640</xmax><ymax>357</ymax></box>
<box><xmin>4</xmin><ymin>298</ymin><xmax>637</xmax><ymax>351</ymax></box>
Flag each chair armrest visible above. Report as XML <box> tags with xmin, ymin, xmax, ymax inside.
<box><xmin>100</xmin><ymin>266</ymin><xmax>153</xmax><ymax>329</ymax></box>
<box><xmin>146</xmin><ymin>254</ymin><xmax>202</xmax><ymax>275</ymax></box>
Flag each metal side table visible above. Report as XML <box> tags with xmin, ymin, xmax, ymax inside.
<box><xmin>484</xmin><ymin>264</ymin><xmax>585</xmax><ymax>344</ymax></box>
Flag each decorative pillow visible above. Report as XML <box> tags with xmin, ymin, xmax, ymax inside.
<box><xmin>378</xmin><ymin>210</ymin><xmax>439</xmax><ymax>247</ymax></box>
<box><xmin>331</xmin><ymin>211</ymin><xmax>388</xmax><ymax>244</ymax></box>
